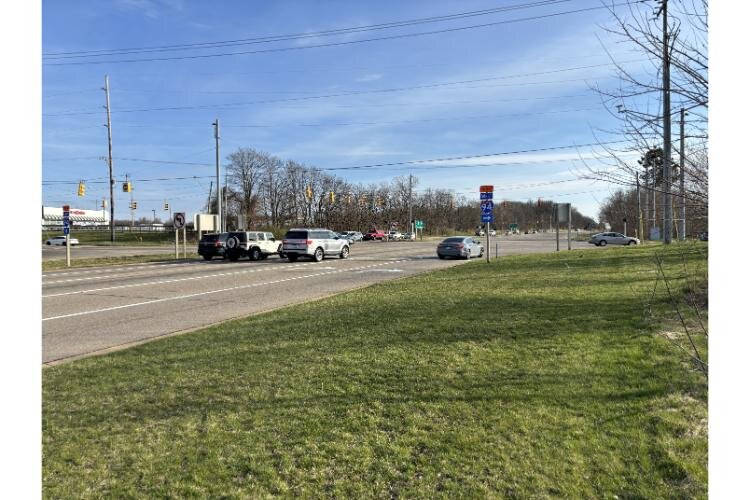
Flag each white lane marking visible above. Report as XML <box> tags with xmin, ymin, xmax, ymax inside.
<box><xmin>42</xmin><ymin>259</ymin><xmax>406</xmax><ymax>321</ymax></box>
<box><xmin>43</xmin><ymin>261</ymin><xmax>304</xmax><ymax>286</ymax></box>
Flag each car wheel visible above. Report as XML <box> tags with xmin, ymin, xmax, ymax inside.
<box><xmin>249</xmin><ymin>247</ymin><xmax>261</xmax><ymax>261</ymax></box>
<box><xmin>202</xmin><ymin>255</ymin><xmax>213</xmax><ymax>261</ymax></box>
<box><xmin>438</xmin><ymin>254</ymin><xmax>445</xmax><ymax>259</ymax></box>
<box><xmin>313</xmin><ymin>247</ymin><xmax>324</xmax><ymax>262</ymax></box>
<box><xmin>599</xmin><ymin>240</ymin><xmax>607</xmax><ymax>247</ymax></box>
<box><xmin>628</xmin><ymin>240</ymin><xmax>636</xmax><ymax>246</ymax></box>
<box><xmin>339</xmin><ymin>246</ymin><xmax>349</xmax><ymax>259</ymax></box>
<box><xmin>46</xmin><ymin>241</ymin><xmax>51</xmax><ymax>245</ymax></box>
<box><xmin>287</xmin><ymin>254</ymin><xmax>298</xmax><ymax>262</ymax></box>
<box><xmin>226</xmin><ymin>236</ymin><xmax>240</xmax><ymax>251</ymax></box>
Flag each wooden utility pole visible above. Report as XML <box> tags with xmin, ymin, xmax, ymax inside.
<box><xmin>659</xmin><ymin>0</ymin><xmax>673</xmax><ymax>244</ymax></box>
<box><xmin>103</xmin><ymin>75</ymin><xmax>115</xmax><ymax>242</ymax></box>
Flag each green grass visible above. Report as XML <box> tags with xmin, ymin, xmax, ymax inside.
<box><xmin>43</xmin><ymin>243</ymin><xmax>708</xmax><ymax>498</ymax></box>
<box><xmin>42</xmin><ymin>253</ymin><xmax>199</xmax><ymax>271</ymax></box>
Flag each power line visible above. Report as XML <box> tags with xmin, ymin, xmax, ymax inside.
<box><xmin>43</xmin><ymin>2</ymin><xmax>644</xmax><ymax>66</ymax></box>
<box><xmin>43</xmin><ymin>0</ymin><xmax>574</xmax><ymax>58</ymax></box>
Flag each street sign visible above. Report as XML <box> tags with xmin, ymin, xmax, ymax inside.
<box><xmin>62</xmin><ymin>205</ymin><xmax>70</xmax><ymax>235</ymax></box>
<box><xmin>480</xmin><ymin>192</ymin><xmax>493</xmax><ymax>200</ymax></box>
<box><xmin>509</xmin><ymin>223</ymin><xmax>518</xmax><ymax>232</ymax></box>
<box><xmin>414</xmin><ymin>220</ymin><xmax>424</xmax><ymax>229</ymax></box>
<box><xmin>173</xmin><ymin>212</ymin><xmax>186</xmax><ymax>229</ymax></box>
<box><xmin>557</xmin><ymin>203</ymin><xmax>571</xmax><ymax>223</ymax></box>
<box><xmin>479</xmin><ymin>185</ymin><xmax>494</xmax><ymax>193</ymax></box>
<box><xmin>480</xmin><ymin>200</ymin><xmax>494</xmax><ymax>213</ymax></box>
<box><xmin>481</xmin><ymin>213</ymin><xmax>494</xmax><ymax>223</ymax></box>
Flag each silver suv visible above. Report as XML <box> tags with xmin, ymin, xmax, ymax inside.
<box><xmin>282</xmin><ymin>228</ymin><xmax>350</xmax><ymax>262</ymax></box>
<box><xmin>225</xmin><ymin>231</ymin><xmax>283</xmax><ymax>261</ymax></box>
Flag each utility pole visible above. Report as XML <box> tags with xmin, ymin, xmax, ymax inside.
<box><xmin>408</xmin><ymin>173</ymin><xmax>413</xmax><ymax>235</ymax></box>
<box><xmin>152</xmin><ymin>209</ymin><xmax>156</xmax><ymax>223</ymax></box>
<box><xmin>658</xmin><ymin>0</ymin><xmax>672</xmax><ymax>244</ymax></box>
<box><xmin>127</xmin><ymin>174</ymin><xmax>134</xmax><ymax>228</ymax></box>
<box><xmin>224</xmin><ymin>170</ymin><xmax>229</xmax><ymax>231</ymax></box>
<box><xmin>679</xmin><ymin>107</ymin><xmax>687</xmax><ymax>240</ymax></box>
<box><xmin>206</xmin><ymin>181</ymin><xmax>213</xmax><ymax>213</ymax></box>
<box><xmin>635</xmin><ymin>171</ymin><xmax>641</xmax><ymax>240</ymax></box>
<box><xmin>103</xmin><ymin>75</ymin><xmax>115</xmax><ymax>243</ymax></box>
<box><xmin>213</xmin><ymin>119</ymin><xmax>222</xmax><ymax>232</ymax></box>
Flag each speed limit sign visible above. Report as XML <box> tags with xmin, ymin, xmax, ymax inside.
<box><xmin>174</xmin><ymin>212</ymin><xmax>186</xmax><ymax>229</ymax></box>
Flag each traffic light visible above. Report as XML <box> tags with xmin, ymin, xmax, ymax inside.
<box><xmin>122</xmin><ymin>181</ymin><xmax>132</xmax><ymax>193</ymax></box>
<box><xmin>164</xmin><ymin>202</ymin><xmax>169</xmax><ymax>211</ymax></box>
<box><xmin>130</xmin><ymin>201</ymin><xmax>138</xmax><ymax>210</ymax></box>
<box><xmin>305</xmin><ymin>185</ymin><xmax>313</xmax><ymax>201</ymax></box>
<box><xmin>329</xmin><ymin>191</ymin><xmax>335</xmax><ymax>204</ymax></box>
<box><xmin>101</xmin><ymin>198</ymin><xmax>107</xmax><ymax>209</ymax></box>
<box><xmin>77</xmin><ymin>181</ymin><xmax>86</xmax><ymax>197</ymax></box>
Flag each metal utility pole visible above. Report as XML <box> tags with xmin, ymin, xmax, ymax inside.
<box><xmin>103</xmin><ymin>75</ymin><xmax>115</xmax><ymax>243</ymax></box>
<box><xmin>213</xmin><ymin>119</ymin><xmax>223</xmax><ymax>232</ymax></box>
<box><xmin>152</xmin><ymin>209</ymin><xmax>156</xmax><ymax>223</ymax></box>
<box><xmin>408</xmin><ymin>174</ymin><xmax>413</xmax><ymax>235</ymax></box>
<box><xmin>206</xmin><ymin>181</ymin><xmax>213</xmax><ymax>213</ymax></box>
<box><xmin>127</xmin><ymin>174</ymin><xmax>134</xmax><ymax>228</ymax></box>
<box><xmin>679</xmin><ymin>107</ymin><xmax>686</xmax><ymax>240</ymax></box>
<box><xmin>636</xmin><ymin>171</ymin><xmax>642</xmax><ymax>240</ymax></box>
<box><xmin>658</xmin><ymin>0</ymin><xmax>672</xmax><ymax>244</ymax></box>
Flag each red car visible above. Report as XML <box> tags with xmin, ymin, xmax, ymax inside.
<box><xmin>363</xmin><ymin>229</ymin><xmax>387</xmax><ymax>241</ymax></box>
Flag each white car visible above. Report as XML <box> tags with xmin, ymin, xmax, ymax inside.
<box><xmin>45</xmin><ymin>236</ymin><xmax>79</xmax><ymax>246</ymax></box>
<box><xmin>387</xmin><ymin>231</ymin><xmax>403</xmax><ymax>240</ymax></box>
<box><xmin>588</xmin><ymin>232</ymin><xmax>640</xmax><ymax>246</ymax></box>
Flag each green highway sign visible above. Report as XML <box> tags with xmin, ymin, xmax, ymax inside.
<box><xmin>414</xmin><ymin>220</ymin><xmax>424</xmax><ymax>229</ymax></box>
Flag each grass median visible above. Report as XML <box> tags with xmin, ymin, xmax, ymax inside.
<box><xmin>43</xmin><ymin>243</ymin><xmax>708</xmax><ymax>498</ymax></box>
<box><xmin>42</xmin><ymin>253</ymin><xmax>200</xmax><ymax>271</ymax></box>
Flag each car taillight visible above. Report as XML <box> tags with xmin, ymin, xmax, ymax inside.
<box><xmin>306</xmin><ymin>240</ymin><xmax>313</xmax><ymax>245</ymax></box>
<box><xmin>457</xmin><ymin>244</ymin><xmax>464</xmax><ymax>249</ymax></box>
<box><xmin>215</xmin><ymin>241</ymin><xmax>222</xmax><ymax>247</ymax></box>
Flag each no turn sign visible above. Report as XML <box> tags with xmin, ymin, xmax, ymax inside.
<box><xmin>174</xmin><ymin>212</ymin><xmax>186</xmax><ymax>229</ymax></box>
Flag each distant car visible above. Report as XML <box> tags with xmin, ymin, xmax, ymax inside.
<box><xmin>344</xmin><ymin>231</ymin><xmax>363</xmax><ymax>242</ymax></box>
<box><xmin>282</xmin><ymin>228</ymin><xmax>350</xmax><ymax>262</ymax></box>
<box><xmin>338</xmin><ymin>232</ymin><xmax>355</xmax><ymax>244</ymax></box>
<box><xmin>437</xmin><ymin>236</ymin><xmax>484</xmax><ymax>260</ymax></box>
<box><xmin>475</xmin><ymin>228</ymin><xmax>485</xmax><ymax>236</ymax></box>
<box><xmin>387</xmin><ymin>231</ymin><xmax>403</xmax><ymax>240</ymax></box>
<box><xmin>588</xmin><ymin>232</ymin><xmax>640</xmax><ymax>246</ymax></box>
<box><xmin>45</xmin><ymin>236</ymin><xmax>79</xmax><ymax>246</ymax></box>
<box><xmin>697</xmin><ymin>232</ymin><xmax>708</xmax><ymax>241</ymax></box>
<box><xmin>197</xmin><ymin>232</ymin><xmax>228</xmax><ymax>260</ymax></box>
<box><xmin>402</xmin><ymin>232</ymin><xmax>416</xmax><ymax>241</ymax></box>
<box><xmin>363</xmin><ymin>229</ymin><xmax>387</xmax><ymax>241</ymax></box>
<box><xmin>488</xmin><ymin>229</ymin><xmax>496</xmax><ymax>237</ymax></box>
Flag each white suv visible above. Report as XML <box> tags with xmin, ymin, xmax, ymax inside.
<box><xmin>225</xmin><ymin>231</ymin><xmax>283</xmax><ymax>261</ymax></box>
<box><xmin>282</xmin><ymin>228</ymin><xmax>350</xmax><ymax>262</ymax></box>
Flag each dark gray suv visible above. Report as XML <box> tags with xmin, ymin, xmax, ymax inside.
<box><xmin>282</xmin><ymin>228</ymin><xmax>350</xmax><ymax>262</ymax></box>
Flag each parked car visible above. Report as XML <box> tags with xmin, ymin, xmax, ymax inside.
<box><xmin>402</xmin><ymin>232</ymin><xmax>416</xmax><ymax>241</ymax></box>
<box><xmin>588</xmin><ymin>232</ymin><xmax>640</xmax><ymax>246</ymax></box>
<box><xmin>475</xmin><ymin>228</ymin><xmax>485</xmax><ymax>236</ymax></box>
<box><xmin>225</xmin><ymin>231</ymin><xmax>283</xmax><ymax>261</ymax></box>
<box><xmin>282</xmin><ymin>228</ymin><xmax>350</xmax><ymax>262</ymax></box>
<box><xmin>488</xmin><ymin>229</ymin><xmax>497</xmax><ymax>237</ymax></box>
<box><xmin>197</xmin><ymin>232</ymin><xmax>229</xmax><ymax>260</ymax></box>
<box><xmin>338</xmin><ymin>232</ymin><xmax>355</xmax><ymax>244</ymax></box>
<box><xmin>363</xmin><ymin>229</ymin><xmax>387</xmax><ymax>241</ymax></box>
<box><xmin>344</xmin><ymin>231</ymin><xmax>363</xmax><ymax>242</ymax></box>
<box><xmin>697</xmin><ymin>232</ymin><xmax>708</xmax><ymax>241</ymax></box>
<box><xmin>437</xmin><ymin>236</ymin><xmax>484</xmax><ymax>259</ymax></box>
<box><xmin>387</xmin><ymin>231</ymin><xmax>403</xmax><ymax>240</ymax></box>
<box><xmin>45</xmin><ymin>236</ymin><xmax>79</xmax><ymax>246</ymax></box>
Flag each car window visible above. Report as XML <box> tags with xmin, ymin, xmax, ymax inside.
<box><xmin>284</xmin><ymin>230</ymin><xmax>308</xmax><ymax>239</ymax></box>
<box><xmin>614</xmin><ymin>233</ymin><xmax>624</xmax><ymax>238</ymax></box>
<box><xmin>200</xmin><ymin>234</ymin><xmax>219</xmax><ymax>243</ymax></box>
<box><xmin>443</xmin><ymin>237</ymin><xmax>465</xmax><ymax>243</ymax></box>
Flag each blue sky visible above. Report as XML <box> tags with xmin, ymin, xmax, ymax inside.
<box><xmin>42</xmin><ymin>0</ymin><xmax>651</xmax><ymax>220</ymax></box>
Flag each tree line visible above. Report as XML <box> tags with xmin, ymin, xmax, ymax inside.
<box><xmin>209</xmin><ymin>147</ymin><xmax>595</xmax><ymax>234</ymax></box>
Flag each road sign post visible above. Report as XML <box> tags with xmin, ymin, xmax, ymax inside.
<box><xmin>63</xmin><ymin>205</ymin><xmax>71</xmax><ymax>267</ymax></box>
<box><xmin>174</xmin><ymin>212</ymin><xmax>186</xmax><ymax>259</ymax></box>
<box><xmin>480</xmin><ymin>185</ymin><xmax>494</xmax><ymax>263</ymax></box>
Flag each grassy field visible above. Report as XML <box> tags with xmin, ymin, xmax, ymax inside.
<box><xmin>43</xmin><ymin>243</ymin><xmax>708</xmax><ymax>498</ymax></box>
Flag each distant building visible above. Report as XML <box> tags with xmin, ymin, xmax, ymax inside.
<box><xmin>42</xmin><ymin>206</ymin><xmax>109</xmax><ymax>228</ymax></box>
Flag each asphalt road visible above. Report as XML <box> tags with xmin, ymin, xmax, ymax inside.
<box><xmin>42</xmin><ymin>235</ymin><xmax>595</xmax><ymax>364</ymax></box>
